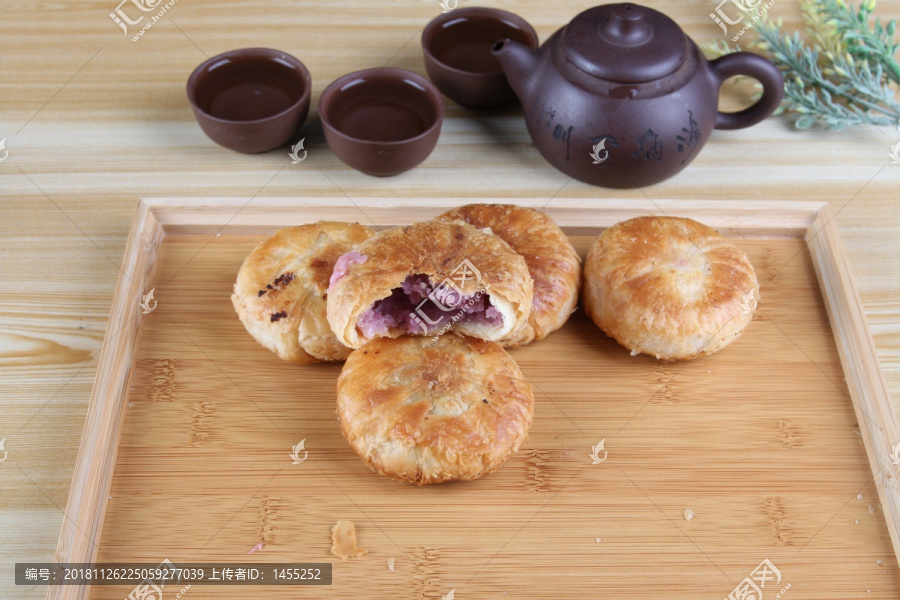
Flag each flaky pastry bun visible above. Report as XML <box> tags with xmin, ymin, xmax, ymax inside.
<box><xmin>336</xmin><ymin>334</ymin><xmax>534</xmax><ymax>484</ymax></box>
<box><xmin>437</xmin><ymin>203</ymin><xmax>581</xmax><ymax>346</ymax></box>
<box><xmin>326</xmin><ymin>220</ymin><xmax>533</xmax><ymax>348</ymax></box>
<box><xmin>232</xmin><ymin>222</ymin><xmax>374</xmax><ymax>363</ymax></box>
<box><xmin>583</xmin><ymin>216</ymin><xmax>758</xmax><ymax>360</ymax></box>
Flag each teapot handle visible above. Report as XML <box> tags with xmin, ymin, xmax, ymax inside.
<box><xmin>710</xmin><ymin>52</ymin><xmax>784</xmax><ymax>130</ymax></box>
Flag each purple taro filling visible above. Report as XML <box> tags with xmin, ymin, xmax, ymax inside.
<box><xmin>329</xmin><ymin>251</ymin><xmax>367</xmax><ymax>289</ymax></box>
<box><xmin>356</xmin><ymin>274</ymin><xmax>503</xmax><ymax>338</ymax></box>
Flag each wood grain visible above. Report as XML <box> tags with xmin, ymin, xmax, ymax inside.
<box><xmin>48</xmin><ymin>202</ymin><xmax>164</xmax><ymax>600</ymax></box>
<box><xmin>146</xmin><ymin>196</ymin><xmax>823</xmax><ymax>237</ymax></box>
<box><xmin>1</xmin><ymin>1</ymin><xmax>899</xmax><ymax>600</ymax></box>
<box><xmin>47</xmin><ymin>200</ymin><xmax>900</xmax><ymax>600</ymax></box>
<box><xmin>806</xmin><ymin>205</ymin><xmax>900</xmax><ymax>576</ymax></box>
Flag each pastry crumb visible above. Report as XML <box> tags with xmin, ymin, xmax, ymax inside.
<box><xmin>595</xmin><ymin>537</ymin><xmax>602</xmax><ymax>543</ymax></box>
<box><xmin>855</xmin><ymin>519</ymin><xmax>860</xmax><ymax>524</ymax></box>
<box><xmin>857</xmin><ymin>493</ymin><xmax>864</xmax><ymax>500</ymax></box>
<box><xmin>331</xmin><ymin>520</ymin><xmax>367</xmax><ymax>560</ymax></box>
<box><xmin>869</xmin><ymin>505</ymin><xmax>876</xmax><ymax>514</ymax></box>
<box><xmin>683</xmin><ymin>508</ymin><xmax>695</xmax><ymax>521</ymax></box>
<box><xmin>248</xmin><ymin>542</ymin><xmax>264</xmax><ymax>555</ymax></box>
<box><xmin>387</xmin><ymin>557</ymin><xmax>395</xmax><ymax>571</ymax></box>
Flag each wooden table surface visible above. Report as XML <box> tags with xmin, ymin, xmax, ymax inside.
<box><xmin>2</xmin><ymin>0</ymin><xmax>899</xmax><ymax>598</ymax></box>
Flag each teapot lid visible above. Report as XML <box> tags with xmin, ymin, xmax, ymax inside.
<box><xmin>562</xmin><ymin>3</ymin><xmax>689</xmax><ymax>83</ymax></box>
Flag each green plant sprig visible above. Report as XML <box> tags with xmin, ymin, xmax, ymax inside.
<box><xmin>820</xmin><ymin>0</ymin><xmax>900</xmax><ymax>84</ymax></box>
<box><xmin>702</xmin><ymin>0</ymin><xmax>900</xmax><ymax>130</ymax></box>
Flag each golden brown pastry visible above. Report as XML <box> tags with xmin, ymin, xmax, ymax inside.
<box><xmin>330</xmin><ymin>520</ymin><xmax>367</xmax><ymax>560</ymax></box>
<box><xmin>336</xmin><ymin>334</ymin><xmax>535</xmax><ymax>485</ymax></box>
<box><xmin>583</xmin><ymin>216</ymin><xmax>758</xmax><ymax>360</ymax></box>
<box><xmin>436</xmin><ymin>203</ymin><xmax>581</xmax><ymax>346</ymax></box>
<box><xmin>326</xmin><ymin>220</ymin><xmax>533</xmax><ymax>348</ymax></box>
<box><xmin>231</xmin><ymin>222</ymin><xmax>374</xmax><ymax>363</ymax></box>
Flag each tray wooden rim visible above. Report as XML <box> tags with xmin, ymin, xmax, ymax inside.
<box><xmin>49</xmin><ymin>198</ymin><xmax>900</xmax><ymax>600</ymax></box>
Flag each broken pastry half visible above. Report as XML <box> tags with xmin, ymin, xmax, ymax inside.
<box><xmin>336</xmin><ymin>334</ymin><xmax>535</xmax><ymax>484</ymax></box>
<box><xmin>436</xmin><ymin>203</ymin><xmax>582</xmax><ymax>347</ymax></box>
<box><xmin>326</xmin><ymin>219</ymin><xmax>533</xmax><ymax>348</ymax></box>
<box><xmin>231</xmin><ymin>222</ymin><xmax>374</xmax><ymax>363</ymax></box>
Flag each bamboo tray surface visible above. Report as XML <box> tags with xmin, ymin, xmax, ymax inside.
<box><xmin>53</xmin><ymin>198</ymin><xmax>900</xmax><ymax>600</ymax></box>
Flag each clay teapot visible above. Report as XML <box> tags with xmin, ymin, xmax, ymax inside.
<box><xmin>492</xmin><ymin>3</ymin><xmax>784</xmax><ymax>188</ymax></box>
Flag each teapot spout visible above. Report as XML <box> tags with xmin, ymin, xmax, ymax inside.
<box><xmin>492</xmin><ymin>38</ymin><xmax>541</xmax><ymax>106</ymax></box>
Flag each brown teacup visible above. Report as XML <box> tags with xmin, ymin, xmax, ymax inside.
<box><xmin>187</xmin><ymin>48</ymin><xmax>311</xmax><ymax>154</ymax></box>
<box><xmin>422</xmin><ymin>7</ymin><xmax>538</xmax><ymax>108</ymax></box>
<box><xmin>319</xmin><ymin>68</ymin><xmax>444</xmax><ymax>177</ymax></box>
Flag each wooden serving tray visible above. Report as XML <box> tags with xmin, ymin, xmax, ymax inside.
<box><xmin>53</xmin><ymin>198</ymin><xmax>900</xmax><ymax>600</ymax></box>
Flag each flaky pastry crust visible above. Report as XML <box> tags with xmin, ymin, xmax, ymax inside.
<box><xmin>583</xmin><ymin>216</ymin><xmax>759</xmax><ymax>360</ymax></box>
<box><xmin>437</xmin><ymin>203</ymin><xmax>582</xmax><ymax>346</ymax></box>
<box><xmin>336</xmin><ymin>334</ymin><xmax>534</xmax><ymax>485</ymax></box>
<box><xmin>326</xmin><ymin>220</ymin><xmax>533</xmax><ymax>348</ymax></box>
<box><xmin>231</xmin><ymin>222</ymin><xmax>374</xmax><ymax>363</ymax></box>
